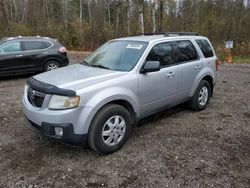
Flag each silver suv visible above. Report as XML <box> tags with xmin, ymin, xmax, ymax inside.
<box><xmin>23</xmin><ymin>32</ymin><xmax>218</xmax><ymax>154</ymax></box>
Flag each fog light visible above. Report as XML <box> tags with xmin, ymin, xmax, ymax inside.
<box><xmin>55</xmin><ymin>127</ymin><xmax>63</xmax><ymax>136</ymax></box>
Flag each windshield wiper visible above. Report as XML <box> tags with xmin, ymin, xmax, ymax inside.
<box><xmin>80</xmin><ymin>60</ymin><xmax>90</xmax><ymax>66</ymax></box>
<box><xmin>90</xmin><ymin>64</ymin><xmax>110</xmax><ymax>70</ymax></box>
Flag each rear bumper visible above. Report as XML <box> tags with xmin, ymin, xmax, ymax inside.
<box><xmin>27</xmin><ymin>118</ymin><xmax>88</xmax><ymax>146</ymax></box>
<box><xmin>60</xmin><ymin>54</ymin><xmax>69</xmax><ymax>66</ymax></box>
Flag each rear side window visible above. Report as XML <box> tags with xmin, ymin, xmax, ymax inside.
<box><xmin>22</xmin><ymin>41</ymin><xmax>51</xmax><ymax>51</ymax></box>
<box><xmin>196</xmin><ymin>39</ymin><xmax>214</xmax><ymax>58</ymax></box>
<box><xmin>175</xmin><ymin>40</ymin><xmax>198</xmax><ymax>63</ymax></box>
<box><xmin>146</xmin><ymin>42</ymin><xmax>173</xmax><ymax>67</ymax></box>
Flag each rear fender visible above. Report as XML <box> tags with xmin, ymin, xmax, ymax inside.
<box><xmin>189</xmin><ymin>67</ymin><xmax>215</xmax><ymax>97</ymax></box>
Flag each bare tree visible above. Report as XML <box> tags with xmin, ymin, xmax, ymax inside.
<box><xmin>127</xmin><ymin>0</ymin><xmax>131</xmax><ymax>34</ymax></box>
<box><xmin>88</xmin><ymin>0</ymin><xmax>93</xmax><ymax>26</ymax></box>
<box><xmin>0</xmin><ymin>0</ymin><xmax>250</xmax><ymax>55</ymax></box>
<box><xmin>138</xmin><ymin>0</ymin><xmax>145</xmax><ymax>33</ymax></box>
<box><xmin>115</xmin><ymin>0</ymin><xmax>122</xmax><ymax>36</ymax></box>
<box><xmin>0</xmin><ymin>0</ymin><xmax>10</xmax><ymax>32</ymax></box>
<box><xmin>62</xmin><ymin>0</ymin><xmax>69</xmax><ymax>30</ymax></box>
<box><xmin>106</xmin><ymin>0</ymin><xmax>111</xmax><ymax>26</ymax></box>
<box><xmin>21</xmin><ymin>0</ymin><xmax>28</xmax><ymax>23</ymax></box>
<box><xmin>151</xmin><ymin>0</ymin><xmax>156</xmax><ymax>32</ymax></box>
<box><xmin>80</xmin><ymin>0</ymin><xmax>83</xmax><ymax>23</ymax></box>
<box><xmin>159</xmin><ymin>0</ymin><xmax>163</xmax><ymax>32</ymax></box>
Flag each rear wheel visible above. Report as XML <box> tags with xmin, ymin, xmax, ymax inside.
<box><xmin>88</xmin><ymin>104</ymin><xmax>132</xmax><ymax>155</ymax></box>
<box><xmin>44</xmin><ymin>60</ymin><xmax>60</xmax><ymax>72</ymax></box>
<box><xmin>189</xmin><ymin>80</ymin><xmax>211</xmax><ymax>111</ymax></box>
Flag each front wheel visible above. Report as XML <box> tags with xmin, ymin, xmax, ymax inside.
<box><xmin>189</xmin><ymin>80</ymin><xmax>211</xmax><ymax>111</ymax></box>
<box><xmin>88</xmin><ymin>104</ymin><xmax>132</xmax><ymax>155</ymax></box>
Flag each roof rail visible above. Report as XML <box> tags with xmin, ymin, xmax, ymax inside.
<box><xmin>141</xmin><ymin>32</ymin><xmax>165</xmax><ymax>36</ymax></box>
<box><xmin>164</xmin><ymin>32</ymin><xmax>200</xmax><ymax>37</ymax></box>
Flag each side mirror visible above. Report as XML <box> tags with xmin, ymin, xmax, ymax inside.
<box><xmin>140</xmin><ymin>61</ymin><xmax>161</xmax><ymax>74</ymax></box>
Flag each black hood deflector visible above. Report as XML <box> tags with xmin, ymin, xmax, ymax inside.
<box><xmin>27</xmin><ymin>77</ymin><xmax>76</xmax><ymax>97</ymax></box>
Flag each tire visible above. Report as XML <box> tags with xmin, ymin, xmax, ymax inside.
<box><xmin>44</xmin><ymin>60</ymin><xmax>60</xmax><ymax>72</ymax></box>
<box><xmin>88</xmin><ymin>104</ymin><xmax>132</xmax><ymax>155</ymax></box>
<box><xmin>189</xmin><ymin>80</ymin><xmax>211</xmax><ymax>111</ymax></box>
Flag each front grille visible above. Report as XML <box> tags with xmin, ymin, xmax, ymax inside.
<box><xmin>27</xmin><ymin>87</ymin><xmax>45</xmax><ymax>108</ymax></box>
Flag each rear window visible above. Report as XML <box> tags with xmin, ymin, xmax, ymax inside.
<box><xmin>196</xmin><ymin>39</ymin><xmax>214</xmax><ymax>58</ymax></box>
<box><xmin>175</xmin><ymin>40</ymin><xmax>198</xmax><ymax>63</ymax></box>
<box><xmin>22</xmin><ymin>41</ymin><xmax>52</xmax><ymax>51</ymax></box>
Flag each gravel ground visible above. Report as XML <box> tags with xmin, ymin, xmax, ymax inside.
<box><xmin>0</xmin><ymin>53</ymin><xmax>249</xmax><ymax>187</ymax></box>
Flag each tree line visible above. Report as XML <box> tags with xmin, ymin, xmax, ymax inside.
<box><xmin>0</xmin><ymin>0</ymin><xmax>250</xmax><ymax>56</ymax></box>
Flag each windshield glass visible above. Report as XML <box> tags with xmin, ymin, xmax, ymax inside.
<box><xmin>84</xmin><ymin>40</ymin><xmax>148</xmax><ymax>71</ymax></box>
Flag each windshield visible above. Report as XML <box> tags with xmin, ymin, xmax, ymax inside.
<box><xmin>84</xmin><ymin>40</ymin><xmax>148</xmax><ymax>71</ymax></box>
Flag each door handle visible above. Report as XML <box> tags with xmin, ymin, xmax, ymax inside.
<box><xmin>195</xmin><ymin>65</ymin><xmax>202</xmax><ymax>70</ymax></box>
<box><xmin>42</xmin><ymin>51</ymin><xmax>48</xmax><ymax>54</ymax></box>
<box><xmin>167</xmin><ymin>72</ymin><xmax>175</xmax><ymax>78</ymax></box>
<box><xmin>16</xmin><ymin>54</ymin><xmax>23</xmax><ymax>57</ymax></box>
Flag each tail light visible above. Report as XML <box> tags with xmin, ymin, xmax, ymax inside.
<box><xmin>59</xmin><ymin>47</ymin><xmax>67</xmax><ymax>53</ymax></box>
<box><xmin>215</xmin><ymin>59</ymin><xmax>220</xmax><ymax>71</ymax></box>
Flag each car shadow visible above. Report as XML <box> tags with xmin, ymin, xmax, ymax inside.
<box><xmin>137</xmin><ymin>103</ymin><xmax>188</xmax><ymax>127</ymax></box>
<box><xmin>0</xmin><ymin>73</ymin><xmax>37</xmax><ymax>81</ymax></box>
<box><xmin>20</xmin><ymin>103</ymin><xmax>190</xmax><ymax>157</ymax></box>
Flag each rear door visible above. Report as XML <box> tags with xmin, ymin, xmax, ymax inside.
<box><xmin>21</xmin><ymin>41</ymin><xmax>50</xmax><ymax>71</ymax></box>
<box><xmin>173</xmin><ymin>40</ymin><xmax>201</xmax><ymax>98</ymax></box>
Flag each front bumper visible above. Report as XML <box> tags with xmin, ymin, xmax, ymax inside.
<box><xmin>27</xmin><ymin>118</ymin><xmax>87</xmax><ymax>146</ymax></box>
<box><xmin>22</xmin><ymin>83</ymin><xmax>91</xmax><ymax>146</ymax></box>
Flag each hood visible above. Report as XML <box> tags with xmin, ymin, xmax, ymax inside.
<box><xmin>34</xmin><ymin>64</ymin><xmax>127</xmax><ymax>90</ymax></box>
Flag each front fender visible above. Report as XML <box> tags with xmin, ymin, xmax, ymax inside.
<box><xmin>75</xmin><ymin>87</ymin><xmax>139</xmax><ymax>134</ymax></box>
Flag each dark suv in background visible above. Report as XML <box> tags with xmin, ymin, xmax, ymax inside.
<box><xmin>0</xmin><ymin>36</ymin><xmax>69</xmax><ymax>76</ymax></box>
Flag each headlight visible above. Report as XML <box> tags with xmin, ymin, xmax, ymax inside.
<box><xmin>49</xmin><ymin>95</ymin><xmax>80</xmax><ymax>110</ymax></box>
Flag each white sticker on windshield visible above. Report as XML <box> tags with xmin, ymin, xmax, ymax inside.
<box><xmin>126</xmin><ymin>44</ymin><xmax>143</xmax><ymax>50</ymax></box>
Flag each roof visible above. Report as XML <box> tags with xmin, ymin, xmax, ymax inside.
<box><xmin>1</xmin><ymin>36</ymin><xmax>55</xmax><ymax>42</ymax></box>
<box><xmin>114</xmin><ymin>32</ymin><xmax>207</xmax><ymax>43</ymax></box>
<box><xmin>115</xmin><ymin>35</ymin><xmax>165</xmax><ymax>42</ymax></box>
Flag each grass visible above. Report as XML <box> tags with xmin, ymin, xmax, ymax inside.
<box><xmin>218</xmin><ymin>55</ymin><xmax>250</xmax><ymax>64</ymax></box>
<box><xmin>233</xmin><ymin>55</ymin><xmax>250</xmax><ymax>64</ymax></box>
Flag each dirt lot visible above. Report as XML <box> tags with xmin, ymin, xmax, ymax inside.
<box><xmin>0</xmin><ymin>53</ymin><xmax>249</xmax><ymax>187</ymax></box>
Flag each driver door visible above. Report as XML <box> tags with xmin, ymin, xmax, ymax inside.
<box><xmin>138</xmin><ymin>42</ymin><xmax>178</xmax><ymax>117</ymax></box>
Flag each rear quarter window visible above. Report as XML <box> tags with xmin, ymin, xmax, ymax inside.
<box><xmin>43</xmin><ymin>42</ymin><xmax>52</xmax><ymax>48</ymax></box>
<box><xmin>196</xmin><ymin>39</ymin><xmax>214</xmax><ymax>58</ymax></box>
